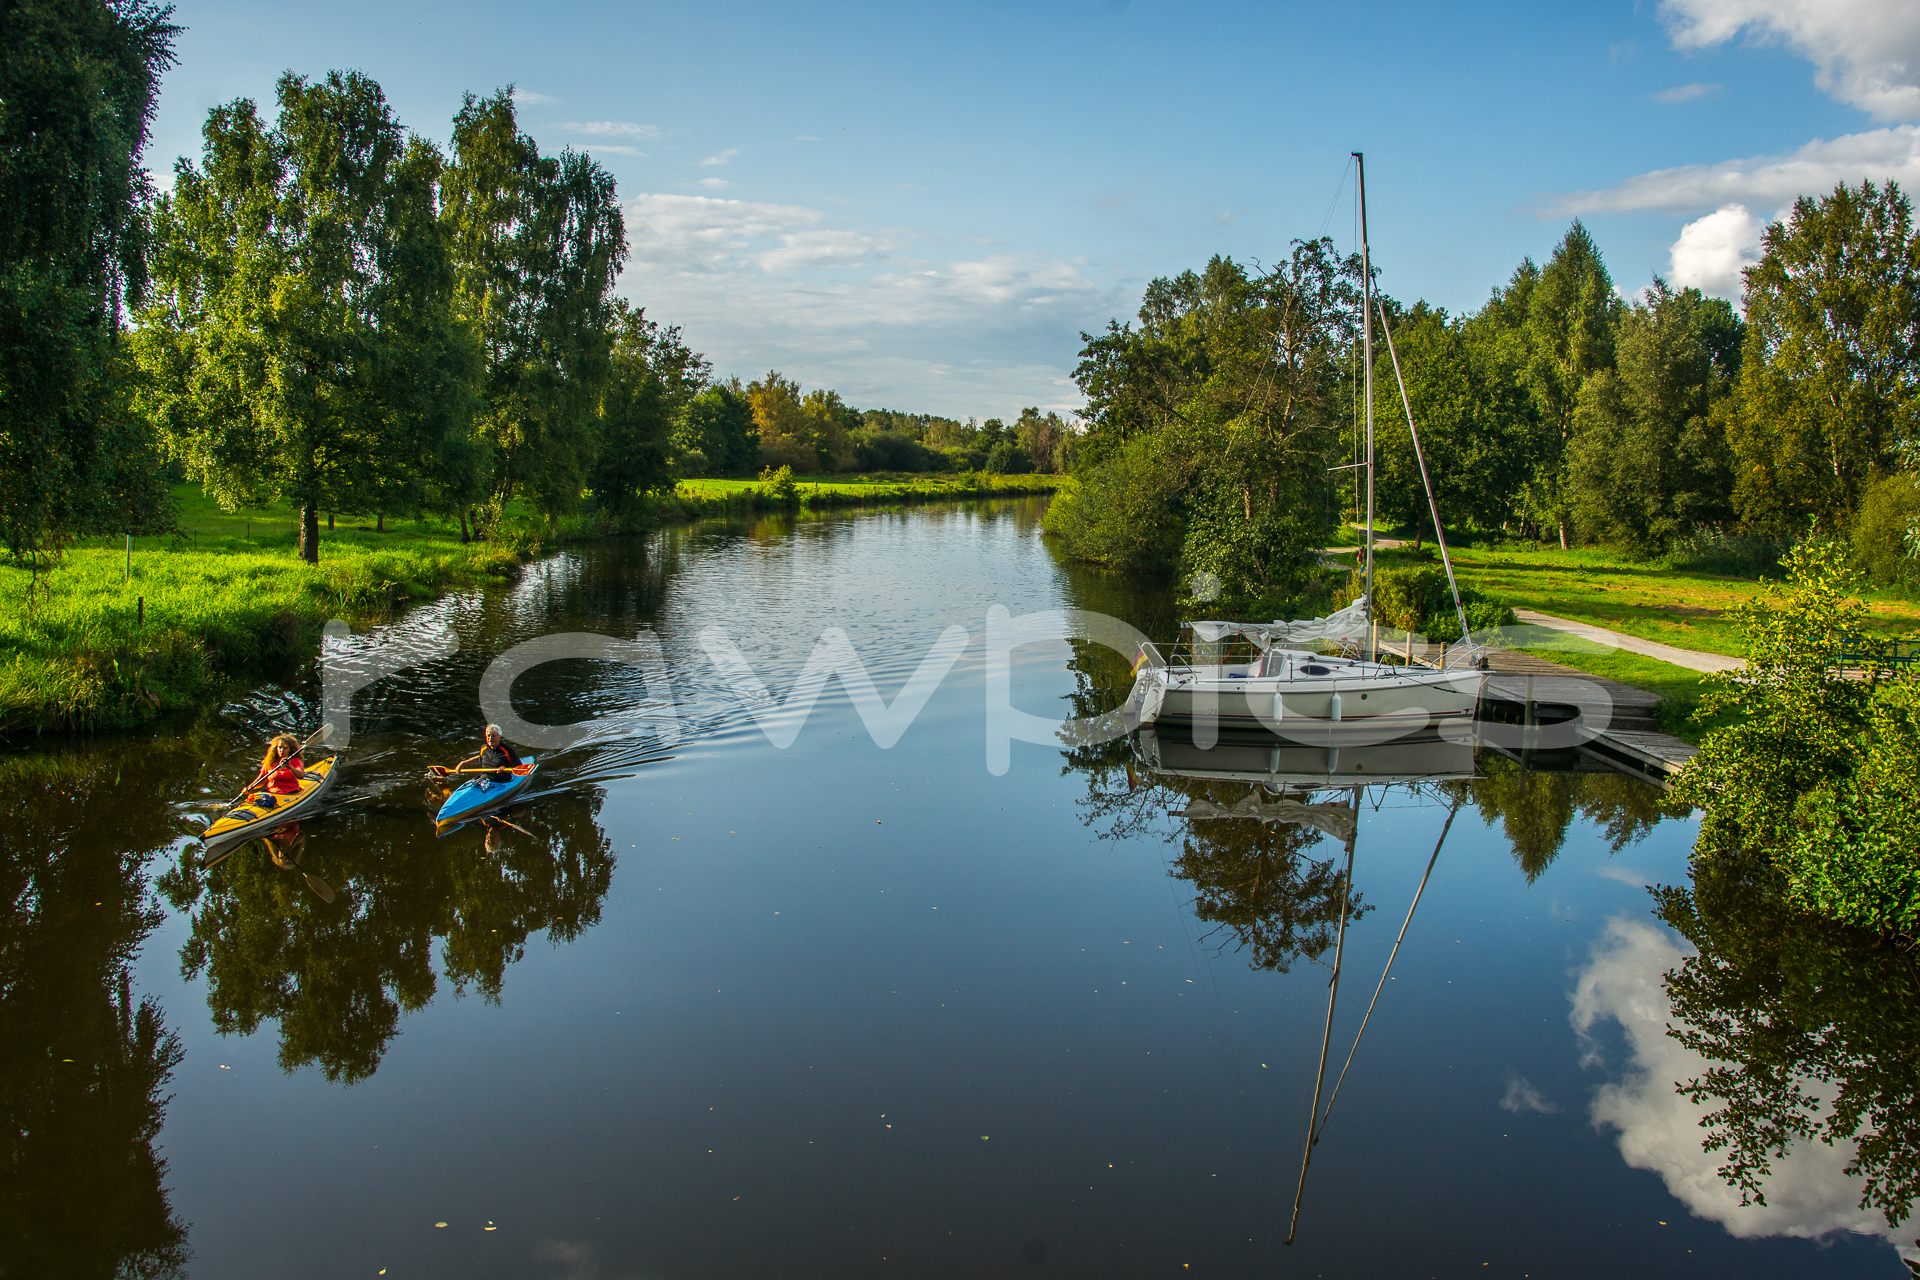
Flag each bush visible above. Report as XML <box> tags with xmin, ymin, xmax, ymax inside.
<box><xmin>852</xmin><ymin>430</ymin><xmax>938</xmax><ymax>472</ymax></box>
<box><xmin>1040</xmin><ymin>440</ymin><xmax>1185</xmax><ymax>577</ymax></box>
<box><xmin>758</xmin><ymin>465</ymin><xmax>799</xmax><ymax>508</ymax></box>
<box><xmin>984</xmin><ymin>440</ymin><xmax>1032</xmax><ymax>475</ymax></box>
<box><xmin>1667</xmin><ymin>526</ymin><xmax>1790</xmax><ymax>577</ymax></box>
<box><xmin>1352</xmin><ymin>564</ymin><xmax>1515</xmax><ymax>641</ymax></box>
<box><xmin>1851</xmin><ymin>472</ymin><xmax>1920</xmax><ymax>587</ymax></box>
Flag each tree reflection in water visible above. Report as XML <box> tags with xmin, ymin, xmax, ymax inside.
<box><xmin>0</xmin><ymin>744</ymin><xmax>197</xmax><ymax>1279</ymax></box>
<box><xmin>1444</xmin><ymin>756</ymin><xmax>1693</xmax><ymax>881</ymax></box>
<box><xmin>1653</xmin><ymin>851</ymin><xmax>1920</xmax><ymax>1234</ymax></box>
<box><xmin>158</xmin><ymin>783</ymin><xmax>615</xmax><ymax>1085</ymax></box>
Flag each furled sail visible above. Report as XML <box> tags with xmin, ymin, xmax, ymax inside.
<box><xmin>1187</xmin><ymin>597</ymin><xmax>1371</xmax><ymax>650</ymax></box>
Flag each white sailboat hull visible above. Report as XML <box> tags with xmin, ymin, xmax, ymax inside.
<box><xmin>1130</xmin><ymin>657</ymin><xmax>1484</xmax><ymax>744</ymax></box>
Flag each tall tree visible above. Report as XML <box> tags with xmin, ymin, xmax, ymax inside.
<box><xmin>136</xmin><ymin>71</ymin><xmax>411</xmax><ymax>562</ymax></box>
<box><xmin>1523</xmin><ymin>221</ymin><xmax>1622</xmax><ymax>547</ymax></box>
<box><xmin>1729</xmin><ymin>180</ymin><xmax>1920</xmax><ymax>536</ymax></box>
<box><xmin>1566</xmin><ymin>279</ymin><xmax>1742</xmax><ymax>553</ymax></box>
<box><xmin>1059</xmin><ymin>244</ymin><xmax>1362</xmax><ymax>597</ymax></box>
<box><xmin>351</xmin><ymin>137</ymin><xmax>485</xmax><ymax>531</ymax></box>
<box><xmin>675</xmin><ymin>379</ymin><xmax>758</xmax><ymax>477</ymax></box>
<box><xmin>1372</xmin><ymin>301</ymin><xmax>1542</xmax><ymax>539</ymax></box>
<box><xmin>442</xmin><ymin>90</ymin><xmax>627</xmax><ymax>525</ymax></box>
<box><xmin>588</xmin><ymin>299</ymin><xmax>708</xmax><ymax>516</ymax></box>
<box><xmin>0</xmin><ymin>0</ymin><xmax>179</xmax><ymax>561</ymax></box>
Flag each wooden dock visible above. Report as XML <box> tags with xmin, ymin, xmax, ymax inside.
<box><xmin>1479</xmin><ymin>648</ymin><xmax>1696</xmax><ymax>780</ymax></box>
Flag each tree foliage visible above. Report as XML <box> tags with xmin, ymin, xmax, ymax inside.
<box><xmin>1730</xmin><ymin>181</ymin><xmax>1920</xmax><ymax>537</ymax></box>
<box><xmin>1052</xmin><ymin>246</ymin><xmax>1361</xmax><ymax>594</ymax></box>
<box><xmin>1566</xmin><ymin>279</ymin><xmax>1742</xmax><ymax>554</ymax></box>
<box><xmin>443</xmin><ymin>89</ymin><xmax>628</xmax><ymax>522</ymax></box>
<box><xmin>135</xmin><ymin>71</ymin><xmax>454</xmax><ymax>562</ymax></box>
<box><xmin>0</xmin><ymin>0</ymin><xmax>179</xmax><ymax>560</ymax></box>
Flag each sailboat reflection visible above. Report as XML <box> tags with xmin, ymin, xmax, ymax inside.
<box><xmin>1136</xmin><ymin>727</ymin><xmax>1470</xmax><ymax>1243</ymax></box>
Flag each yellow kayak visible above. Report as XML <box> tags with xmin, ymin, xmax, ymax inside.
<box><xmin>201</xmin><ymin>756</ymin><xmax>340</xmax><ymax>860</ymax></box>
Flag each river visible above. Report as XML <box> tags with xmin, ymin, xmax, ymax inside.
<box><xmin>3</xmin><ymin>497</ymin><xmax>1910</xmax><ymax>1277</ymax></box>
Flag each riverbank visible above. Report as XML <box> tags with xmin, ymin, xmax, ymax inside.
<box><xmin>667</xmin><ymin>472</ymin><xmax>1063</xmax><ymax>518</ymax></box>
<box><xmin>0</xmin><ymin>478</ymin><xmax>1063</xmax><ymax>737</ymax></box>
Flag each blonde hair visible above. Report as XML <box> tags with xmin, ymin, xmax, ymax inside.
<box><xmin>260</xmin><ymin>733</ymin><xmax>300</xmax><ymax>774</ymax></box>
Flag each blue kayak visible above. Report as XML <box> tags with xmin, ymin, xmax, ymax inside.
<box><xmin>435</xmin><ymin>755</ymin><xmax>538</xmax><ymax>827</ymax></box>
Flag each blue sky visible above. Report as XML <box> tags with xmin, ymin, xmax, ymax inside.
<box><xmin>143</xmin><ymin>0</ymin><xmax>1920</xmax><ymax>419</ymax></box>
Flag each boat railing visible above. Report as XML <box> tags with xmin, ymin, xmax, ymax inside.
<box><xmin>1145</xmin><ymin>624</ymin><xmax>1490</xmax><ymax>676</ymax></box>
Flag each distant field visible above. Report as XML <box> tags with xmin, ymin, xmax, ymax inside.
<box><xmin>674</xmin><ymin>473</ymin><xmax>1063</xmax><ymax>499</ymax></box>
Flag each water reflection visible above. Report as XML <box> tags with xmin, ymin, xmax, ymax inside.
<box><xmin>0</xmin><ymin>743</ymin><xmax>196</xmax><ymax>1278</ymax></box>
<box><xmin>1575</xmin><ymin>855</ymin><xmax>1920</xmax><ymax>1268</ymax></box>
<box><xmin>1574</xmin><ymin>909</ymin><xmax>1920</xmax><ymax>1271</ymax></box>
<box><xmin>158</xmin><ymin>783</ymin><xmax>614</xmax><ymax>1085</ymax></box>
<box><xmin>1448</xmin><ymin>761</ymin><xmax>1693</xmax><ymax>881</ymax></box>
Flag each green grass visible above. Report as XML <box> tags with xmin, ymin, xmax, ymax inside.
<box><xmin>1509</xmin><ymin>645</ymin><xmax>1730</xmax><ymax>743</ymax></box>
<box><xmin>666</xmin><ymin>472</ymin><xmax>1062</xmax><ymax>519</ymax></box>
<box><xmin>673</xmin><ymin>472</ymin><xmax>1062</xmax><ymax>498</ymax></box>
<box><xmin>1441</xmin><ymin>542</ymin><xmax>1920</xmax><ymax>658</ymax></box>
<box><xmin>0</xmin><ymin>486</ymin><xmax>533</xmax><ymax>735</ymax></box>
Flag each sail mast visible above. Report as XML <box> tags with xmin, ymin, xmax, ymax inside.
<box><xmin>1353</xmin><ymin>152</ymin><xmax>1374</xmax><ymax>615</ymax></box>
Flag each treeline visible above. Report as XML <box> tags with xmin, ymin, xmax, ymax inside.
<box><xmin>672</xmin><ymin>385</ymin><xmax>1075</xmax><ymax>480</ymax></box>
<box><xmin>2</xmin><ymin>5</ymin><xmax>1063</xmax><ymax>570</ymax></box>
<box><xmin>1050</xmin><ymin>178</ymin><xmax>1920</xmax><ymax>593</ymax></box>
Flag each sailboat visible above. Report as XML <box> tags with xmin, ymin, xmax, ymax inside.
<box><xmin>1128</xmin><ymin>153</ymin><xmax>1487</xmax><ymax>741</ymax></box>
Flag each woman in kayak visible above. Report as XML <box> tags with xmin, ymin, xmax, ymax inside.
<box><xmin>453</xmin><ymin>724</ymin><xmax>522</xmax><ymax>784</ymax></box>
<box><xmin>250</xmin><ymin>734</ymin><xmax>305</xmax><ymax>808</ymax></box>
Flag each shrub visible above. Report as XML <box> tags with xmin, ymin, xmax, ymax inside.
<box><xmin>1667</xmin><ymin>526</ymin><xmax>1790</xmax><ymax>577</ymax></box>
<box><xmin>758</xmin><ymin>465</ymin><xmax>799</xmax><ymax>507</ymax></box>
<box><xmin>1851</xmin><ymin>472</ymin><xmax>1920</xmax><ymax>587</ymax></box>
<box><xmin>1041</xmin><ymin>440</ymin><xmax>1184</xmax><ymax>577</ymax></box>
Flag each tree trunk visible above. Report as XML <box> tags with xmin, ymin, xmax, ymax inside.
<box><xmin>376</xmin><ymin>512</ymin><xmax>384</xmax><ymax>533</ymax></box>
<box><xmin>327</xmin><ymin>511</ymin><xmax>334</xmax><ymax>531</ymax></box>
<box><xmin>1558</xmin><ymin>520</ymin><xmax>1568</xmax><ymax>550</ymax></box>
<box><xmin>459</xmin><ymin>509</ymin><xmax>470</xmax><ymax>544</ymax></box>
<box><xmin>298</xmin><ymin>504</ymin><xmax>320</xmax><ymax>564</ymax></box>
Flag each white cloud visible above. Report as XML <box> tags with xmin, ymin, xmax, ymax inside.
<box><xmin>511</xmin><ymin>89</ymin><xmax>560</xmax><ymax>107</ymax></box>
<box><xmin>699</xmin><ymin>147</ymin><xmax>741</xmax><ymax>167</ymax></box>
<box><xmin>1661</xmin><ymin>0</ymin><xmax>1920</xmax><ymax>120</ymax></box>
<box><xmin>1547</xmin><ymin>123</ymin><xmax>1920</xmax><ymax>215</ymax></box>
<box><xmin>1650</xmin><ymin>82</ymin><xmax>1723</xmax><ymax>103</ymax></box>
<box><xmin>582</xmin><ymin>145</ymin><xmax>646</xmax><ymax>157</ymax></box>
<box><xmin>1668</xmin><ymin>204</ymin><xmax>1767</xmax><ymax>299</ymax></box>
<box><xmin>558</xmin><ymin>121</ymin><xmax>659</xmax><ymax>139</ymax></box>
<box><xmin>1570</xmin><ymin>917</ymin><xmax>1919</xmax><ymax>1266</ymax></box>
<box><xmin>617</xmin><ymin>192</ymin><xmax>1111</xmax><ymax>416</ymax></box>
<box><xmin>698</xmin><ymin>177</ymin><xmax>730</xmax><ymax>189</ymax></box>
<box><xmin>1499</xmin><ymin>1074</ymin><xmax>1561</xmax><ymax>1114</ymax></box>
<box><xmin>1595</xmin><ymin>865</ymin><xmax>1652</xmax><ymax>887</ymax></box>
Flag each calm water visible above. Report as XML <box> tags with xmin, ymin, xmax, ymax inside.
<box><xmin>6</xmin><ymin>498</ymin><xmax>1913</xmax><ymax>1277</ymax></box>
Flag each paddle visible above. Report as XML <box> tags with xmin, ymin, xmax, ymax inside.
<box><xmin>212</xmin><ymin>723</ymin><xmax>333</xmax><ymax>816</ymax></box>
<box><xmin>483</xmin><ymin>815</ymin><xmax>538</xmax><ymax>838</ymax></box>
<box><xmin>429</xmin><ymin>763</ymin><xmax>533</xmax><ymax>777</ymax></box>
<box><xmin>296</xmin><ymin>865</ymin><xmax>337</xmax><ymax>903</ymax></box>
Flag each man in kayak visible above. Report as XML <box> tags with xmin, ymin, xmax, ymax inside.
<box><xmin>450</xmin><ymin>724</ymin><xmax>522</xmax><ymax>786</ymax></box>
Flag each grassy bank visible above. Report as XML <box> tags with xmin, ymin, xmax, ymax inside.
<box><xmin>1</xmin><ymin>488</ymin><xmax>534</xmax><ymax>736</ymax></box>
<box><xmin>3</xmin><ymin>477</ymin><xmax>1062</xmax><ymax>737</ymax></box>
<box><xmin>668</xmin><ymin>471</ymin><xmax>1062</xmax><ymax>518</ymax></box>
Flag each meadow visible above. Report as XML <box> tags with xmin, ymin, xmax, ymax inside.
<box><xmin>0</xmin><ymin>487</ymin><xmax>532</xmax><ymax>734</ymax></box>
